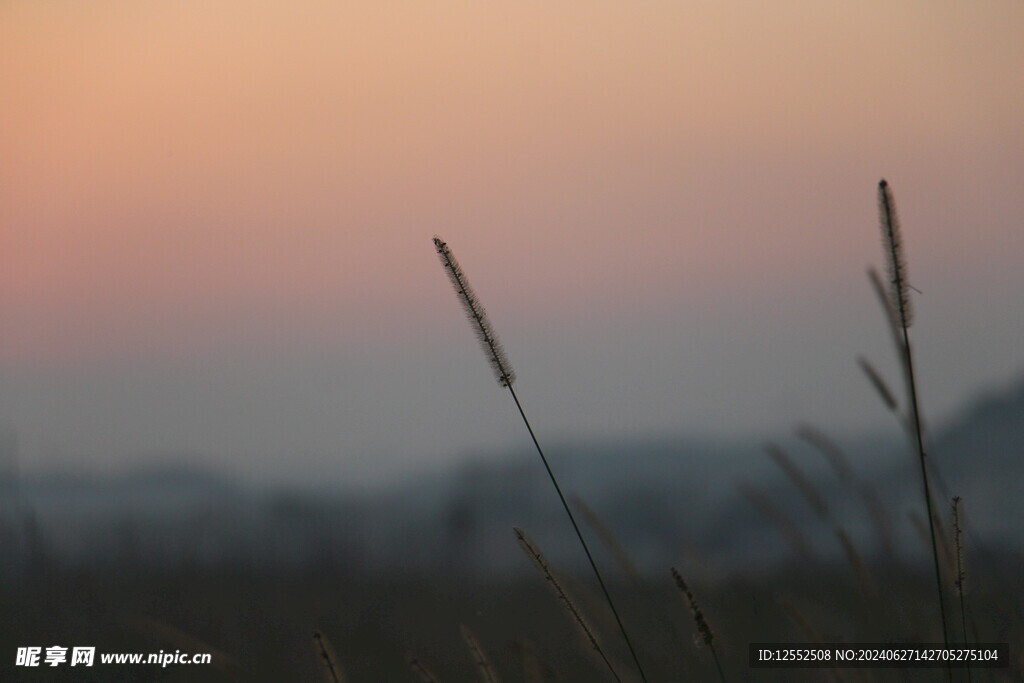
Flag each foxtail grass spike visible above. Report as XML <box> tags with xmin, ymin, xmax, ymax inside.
<box><xmin>797</xmin><ymin>425</ymin><xmax>896</xmax><ymax>557</ymax></box>
<box><xmin>671</xmin><ymin>568</ymin><xmax>726</xmax><ymax>683</ymax></box>
<box><xmin>779</xmin><ymin>598</ymin><xmax>821</xmax><ymax>644</ymax></box>
<box><xmin>873</xmin><ymin>181</ymin><xmax>949</xmax><ymax>659</ymax></box>
<box><xmin>764</xmin><ymin>443</ymin><xmax>828</xmax><ymax>519</ymax></box>
<box><xmin>835</xmin><ymin>527</ymin><xmax>876</xmax><ymax>598</ymax></box>
<box><xmin>407</xmin><ymin>653</ymin><xmax>442</xmax><ymax>683</ymax></box>
<box><xmin>513</xmin><ymin>527</ymin><xmax>621</xmax><ymax>682</ymax></box>
<box><xmin>796</xmin><ymin>425</ymin><xmax>854</xmax><ymax>482</ymax></box>
<box><xmin>670</xmin><ymin>568</ymin><xmax>714</xmax><ymax>647</ymax></box>
<box><xmin>460</xmin><ymin>624</ymin><xmax>501</xmax><ymax>683</ymax></box>
<box><xmin>739</xmin><ymin>482</ymin><xmax>815</xmax><ymax>561</ymax></box>
<box><xmin>571</xmin><ymin>494</ymin><xmax>641</xmax><ymax>580</ymax></box>
<box><xmin>951</xmin><ymin>497</ymin><xmax>967</xmax><ymax>603</ymax></box>
<box><xmin>511</xmin><ymin>639</ymin><xmax>551</xmax><ymax>683</ymax></box>
<box><xmin>312</xmin><ymin>631</ymin><xmax>345</xmax><ymax>683</ymax></box>
<box><xmin>432</xmin><ymin>237</ymin><xmax>648</xmax><ymax>682</ymax></box>
<box><xmin>433</xmin><ymin>237</ymin><xmax>515</xmax><ymax>387</ymax></box>
<box><xmin>857</xmin><ymin>356</ymin><xmax>899</xmax><ymax>412</ymax></box>
<box><xmin>867</xmin><ymin>266</ymin><xmax>903</xmax><ymax>351</ymax></box>
<box><xmin>878</xmin><ymin>179</ymin><xmax>913</xmax><ymax>328</ymax></box>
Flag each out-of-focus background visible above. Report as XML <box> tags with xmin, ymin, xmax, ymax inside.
<box><xmin>2</xmin><ymin>1</ymin><xmax>1022</xmax><ymax>680</ymax></box>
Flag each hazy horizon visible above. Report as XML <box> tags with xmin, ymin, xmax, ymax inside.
<box><xmin>2</xmin><ymin>1</ymin><xmax>1022</xmax><ymax>486</ymax></box>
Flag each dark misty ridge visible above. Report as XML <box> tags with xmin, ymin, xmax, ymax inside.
<box><xmin>1</xmin><ymin>375</ymin><xmax>1022</xmax><ymax>579</ymax></box>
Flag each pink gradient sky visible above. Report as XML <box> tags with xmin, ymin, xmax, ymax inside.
<box><xmin>2</xmin><ymin>1</ymin><xmax>1022</xmax><ymax>483</ymax></box>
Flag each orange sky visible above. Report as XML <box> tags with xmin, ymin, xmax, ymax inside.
<box><xmin>1</xmin><ymin>1</ymin><xmax>1022</xmax><ymax>479</ymax></box>
<box><xmin>4</xmin><ymin>0</ymin><xmax>1021</xmax><ymax>361</ymax></box>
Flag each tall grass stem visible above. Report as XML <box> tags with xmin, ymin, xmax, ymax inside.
<box><xmin>952</xmin><ymin>497</ymin><xmax>972</xmax><ymax>682</ymax></box>
<box><xmin>877</xmin><ymin>180</ymin><xmax>949</xmax><ymax>652</ymax></box>
<box><xmin>433</xmin><ymin>236</ymin><xmax>647</xmax><ymax>682</ymax></box>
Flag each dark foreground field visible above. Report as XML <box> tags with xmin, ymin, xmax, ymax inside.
<box><xmin>3</xmin><ymin>556</ymin><xmax>1021</xmax><ymax>681</ymax></box>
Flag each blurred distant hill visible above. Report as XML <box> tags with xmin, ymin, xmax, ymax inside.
<box><xmin>2</xmin><ymin>376</ymin><xmax>1021</xmax><ymax>579</ymax></box>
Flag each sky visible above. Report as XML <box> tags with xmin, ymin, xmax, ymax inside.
<box><xmin>2</xmin><ymin>1</ymin><xmax>1022</xmax><ymax>487</ymax></box>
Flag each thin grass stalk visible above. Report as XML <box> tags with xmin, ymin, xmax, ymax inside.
<box><xmin>573</xmin><ymin>492</ymin><xmax>697</xmax><ymax>669</ymax></box>
<box><xmin>312</xmin><ymin>631</ymin><xmax>344</xmax><ymax>683</ymax></box>
<box><xmin>856</xmin><ymin>356</ymin><xmax>899</xmax><ymax>413</ymax></box>
<box><xmin>510</xmin><ymin>639</ymin><xmax>549</xmax><ymax>683</ymax></box>
<box><xmin>796</xmin><ymin>425</ymin><xmax>895</xmax><ymax>556</ymax></box>
<box><xmin>764</xmin><ymin>443</ymin><xmax>828</xmax><ymax>520</ymax></box>
<box><xmin>514</xmin><ymin>527</ymin><xmax>621</xmax><ymax>681</ymax></box>
<box><xmin>433</xmin><ymin>237</ymin><xmax>647</xmax><ymax>682</ymax></box>
<box><xmin>779</xmin><ymin>598</ymin><xmax>821</xmax><ymax>645</ymax></box>
<box><xmin>835</xmin><ymin>527</ymin><xmax>876</xmax><ymax>598</ymax></box>
<box><xmin>739</xmin><ymin>482</ymin><xmax>815</xmax><ymax>562</ymax></box>
<box><xmin>570</xmin><ymin>494</ymin><xmax>641</xmax><ymax>580</ymax></box>
<box><xmin>762</xmin><ymin>442</ymin><xmax>880</xmax><ymax>604</ymax></box>
<box><xmin>670</xmin><ymin>568</ymin><xmax>726</xmax><ymax>683</ymax></box>
<box><xmin>795</xmin><ymin>425</ymin><xmax>851</xmax><ymax>480</ymax></box>
<box><xmin>855</xmin><ymin>483</ymin><xmax>895</xmax><ymax>559</ymax></box>
<box><xmin>951</xmin><ymin>497</ymin><xmax>973</xmax><ymax>682</ymax></box>
<box><xmin>407</xmin><ymin>652</ymin><xmax>442</xmax><ymax>682</ymax></box>
<box><xmin>460</xmin><ymin>624</ymin><xmax>501</xmax><ymax>683</ymax></box>
<box><xmin>506</xmin><ymin>380</ymin><xmax>647</xmax><ymax>681</ymax></box>
<box><xmin>876</xmin><ymin>180</ymin><xmax>950</xmax><ymax>651</ymax></box>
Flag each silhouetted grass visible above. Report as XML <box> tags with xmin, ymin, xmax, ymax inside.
<box><xmin>432</xmin><ymin>236</ymin><xmax>647</xmax><ymax>681</ymax></box>
<box><xmin>875</xmin><ymin>179</ymin><xmax>950</xmax><ymax>651</ymax></box>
